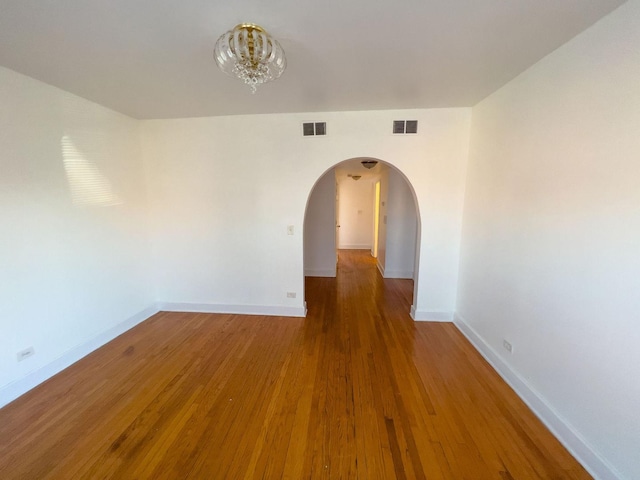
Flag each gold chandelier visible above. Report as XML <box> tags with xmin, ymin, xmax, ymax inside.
<box><xmin>214</xmin><ymin>23</ymin><xmax>286</xmax><ymax>93</ymax></box>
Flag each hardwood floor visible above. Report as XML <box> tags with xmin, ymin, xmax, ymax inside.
<box><xmin>0</xmin><ymin>250</ymin><xmax>590</xmax><ymax>479</ymax></box>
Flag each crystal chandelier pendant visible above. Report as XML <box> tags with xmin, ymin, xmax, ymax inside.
<box><xmin>214</xmin><ymin>24</ymin><xmax>286</xmax><ymax>93</ymax></box>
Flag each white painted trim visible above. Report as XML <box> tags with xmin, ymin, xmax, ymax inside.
<box><xmin>411</xmin><ymin>310</ymin><xmax>453</xmax><ymax>321</ymax></box>
<box><xmin>0</xmin><ymin>304</ymin><xmax>160</xmax><ymax>409</ymax></box>
<box><xmin>159</xmin><ymin>302</ymin><xmax>307</xmax><ymax>318</ymax></box>
<box><xmin>383</xmin><ymin>270</ymin><xmax>414</xmax><ymax>279</ymax></box>
<box><xmin>339</xmin><ymin>244</ymin><xmax>372</xmax><ymax>249</ymax></box>
<box><xmin>304</xmin><ymin>268</ymin><xmax>336</xmax><ymax>277</ymax></box>
<box><xmin>376</xmin><ymin>260</ymin><xmax>385</xmax><ymax>277</ymax></box>
<box><xmin>453</xmin><ymin>313</ymin><xmax>621</xmax><ymax>480</ymax></box>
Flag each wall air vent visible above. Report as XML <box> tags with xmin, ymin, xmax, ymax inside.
<box><xmin>393</xmin><ymin>120</ymin><xmax>418</xmax><ymax>134</ymax></box>
<box><xmin>303</xmin><ymin>122</ymin><xmax>326</xmax><ymax>136</ymax></box>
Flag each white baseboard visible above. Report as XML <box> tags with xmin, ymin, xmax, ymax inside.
<box><xmin>0</xmin><ymin>304</ymin><xmax>159</xmax><ymax>409</ymax></box>
<box><xmin>159</xmin><ymin>302</ymin><xmax>307</xmax><ymax>318</ymax></box>
<box><xmin>410</xmin><ymin>308</ymin><xmax>453</xmax><ymax>321</ymax></box>
<box><xmin>376</xmin><ymin>260</ymin><xmax>385</xmax><ymax>277</ymax></box>
<box><xmin>339</xmin><ymin>244</ymin><xmax>372</xmax><ymax>250</ymax></box>
<box><xmin>453</xmin><ymin>313</ymin><xmax>621</xmax><ymax>480</ymax></box>
<box><xmin>304</xmin><ymin>268</ymin><xmax>336</xmax><ymax>277</ymax></box>
<box><xmin>383</xmin><ymin>270</ymin><xmax>414</xmax><ymax>279</ymax></box>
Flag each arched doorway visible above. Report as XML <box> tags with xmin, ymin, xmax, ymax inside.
<box><xmin>303</xmin><ymin>157</ymin><xmax>421</xmax><ymax>317</ymax></box>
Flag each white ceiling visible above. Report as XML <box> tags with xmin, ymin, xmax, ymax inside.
<box><xmin>0</xmin><ymin>0</ymin><xmax>625</xmax><ymax>119</ymax></box>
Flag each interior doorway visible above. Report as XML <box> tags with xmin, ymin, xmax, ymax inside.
<box><xmin>372</xmin><ymin>180</ymin><xmax>381</xmax><ymax>258</ymax></box>
<box><xmin>303</xmin><ymin>157</ymin><xmax>421</xmax><ymax>315</ymax></box>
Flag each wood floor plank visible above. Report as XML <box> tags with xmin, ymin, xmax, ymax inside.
<box><xmin>0</xmin><ymin>250</ymin><xmax>592</xmax><ymax>479</ymax></box>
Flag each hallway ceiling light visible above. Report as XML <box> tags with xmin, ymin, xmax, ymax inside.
<box><xmin>214</xmin><ymin>23</ymin><xmax>286</xmax><ymax>93</ymax></box>
<box><xmin>361</xmin><ymin>160</ymin><xmax>378</xmax><ymax>169</ymax></box>
<box><xmin>351</xmin><ymin>175</ymin><xmax>362</xmax><ymax>181</ymax></box>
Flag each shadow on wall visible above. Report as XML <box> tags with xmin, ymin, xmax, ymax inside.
<box><xmin>61</xmin><ymin>135</ymin><xmax>122</xmax><ymax>207</ymax></box>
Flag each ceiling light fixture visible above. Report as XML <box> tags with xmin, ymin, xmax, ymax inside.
<box><xmin>214</xmin><ymin>23</ymin><xmax>286</xmax><ymax>93</ymax></box>
<box><xmin>361</xmin><ymin>160</ymin><xmax>378</xmax><ymax>169</ymax></box>
<box><xmin>351</xmin><ymin>175</ymin><xmax>362</xmax><ymax>181</ymax></box>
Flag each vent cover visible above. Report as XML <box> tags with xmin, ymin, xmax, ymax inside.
<box><xmin>393</xmin><ymin>120</ymin><xmax>418</xmax><ymax>134</ymax></box>
<box><xmin>303</xmin><ymin>122</ymin><xmax>326</xmax><ymax>136</ymax></box>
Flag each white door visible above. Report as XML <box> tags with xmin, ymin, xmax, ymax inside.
<box><xmin>335</xmin><ymin>181</ymin><xmax>340</xmax><ymax>265</ymax></box>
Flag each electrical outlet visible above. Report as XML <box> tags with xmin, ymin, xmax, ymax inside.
<box><xmin>17</xmin><ymin>347</ymin><xmax>35</xmax><ymax>362</ymax></box>
<box><xmin>286</xmin><ymin>292</ymin><xmax>296</xmax><ymax>298</ymax></box>
<box><xmin>503</xmin><ymin>340</ymin><xmax>513</xmax><ymax>354</ymax></box>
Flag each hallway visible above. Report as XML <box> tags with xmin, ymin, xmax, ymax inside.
<box><xmin>0</xmin><ymin>250</ymin><xmax>589</xmax><ymax>479</ymax></box>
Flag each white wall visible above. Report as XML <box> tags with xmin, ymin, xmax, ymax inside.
<box><xmin>456</xmin><ymin>2</ymin><xmax>640</xmax><ymax>479</ymax></box>
<box><xmin>304</xmin><ymin>170</ymin><xmax>336</xmax><ymax>277</ymax></box>
<box><xmin>0</xmin><ymin>66</ymin><xmax>155</xmax><ymax>407</ymax></box>
<box><xmin>142</xmin><ymin>108</ymin><xmax>471</xmax><ymax>320</ymax></box>
<box><xmin>383</xmin><ymin>169</ymin><xmax>418</xmax><ymax>279</ymax></box>
<box><xmin>337</xmin><ymin>176</ymin><xmax>374</xmax><ymax>249</ymax></box>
